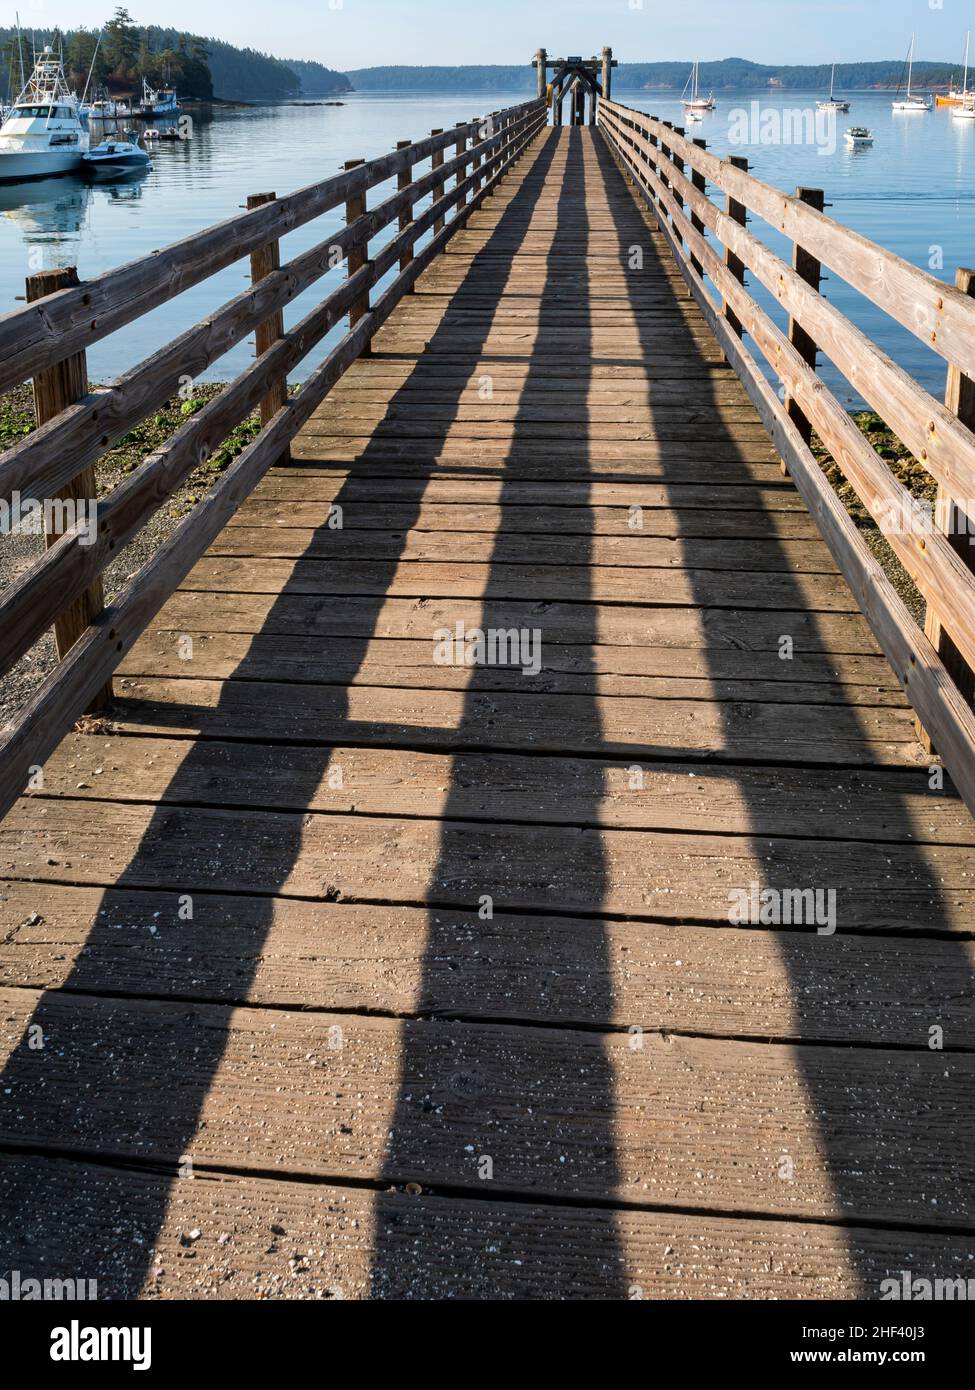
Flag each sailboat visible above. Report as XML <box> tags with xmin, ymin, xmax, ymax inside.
<box><xmin>951</xmin><ymin>34</ymin><xmax>975</xmax><ymax>121</ymax></box>
<box><xmin>681</xmin><ymin>61</ymin><xmax>716</xmax><ymax>112</ymax></box>
<box><xmin>892</xmin><ymin>34</ymin><xmax>931</xmax><ymax>110</ymax></box>
<box><xmin>937</xmin><ymin>33</ymin><xmax>974</xmax><ymax>105</ymax></box>
<box><xmin>817</xmin><ymin>64</ymin><xmax>850</xmax><ymax>113</ymax></box>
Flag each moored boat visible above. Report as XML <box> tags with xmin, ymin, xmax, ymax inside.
<box><xmin>681</xmin><ymin>61</ymin><xmax>716</xmax><ymax>112</ymax></box>
<box><xmin>0</xmin><ymin>45</ymin><xmax>87</xmax><ymax>183</ymax></box>
<box><xmin>817</xmin><ymin>63</ymin><xmax>850</xmax><ymax>113</ymax></box>
<box><xmin>892</xmin><ymin>35</ymin><xmax>931</xmax><ymax>110</ymax></box>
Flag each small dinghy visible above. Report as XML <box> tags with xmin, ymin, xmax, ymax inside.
<box><xmin>82</xmin><ymin>132</ymin><xmax>152</xmax><ymax>175</ymax></box>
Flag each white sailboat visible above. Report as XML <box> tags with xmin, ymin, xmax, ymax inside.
<box><xmin>682</xmin><ymin>61</ymin><xmax>716</xmax><ymax>112</ymax></box>
<box><xmin>892</xmin><ymin>34</ymin><xmax>931</xmax><ymax>110</ymax></box>
<box><xmin>0</xmin><ymin>45</ymin><xmax>87</xmax><ymax>183</ymax></box>
<box><xmin>952</xmin><ymin>33</ymin><xmax>975</xmax><ymax>121</ymax></box>
<box><xmin>817</xmin><ymin>64</ymin><xmax>850</xmax><ymax>113</ymax></box>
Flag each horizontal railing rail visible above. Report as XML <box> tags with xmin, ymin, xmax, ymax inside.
<box><xmin>0</xmin><ymin>97</ymin><xmax>548</xmax><ymax>824</ymax></box>
<box><xmin>598</xmin><ymin>96</ymin><xmax>975</xmax><ymax>816</ymax></box>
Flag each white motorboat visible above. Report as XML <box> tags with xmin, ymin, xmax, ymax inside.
<box><xmin>892</xmin><ymin>35</ymin><xmax>931</xmax><ymax>110</ymax></box>
<box><xmin>953</xmin><ymin>101</ymin><xmax>975</xmax><ymax>121</ymax></box>
<box><xmin>682</xmin><ymin>61</ymin><xmax>716</xmax><ymax>112</ymax></box>
<box><xmin>817</xmin><ymin>64</ymin><xmax>850</xmax><ymax>113</ymax></box>
<box><xmin>83</xmin><ymin>132</ymin><xmax>152</xmax><ymax>176</ymax></box>
<box><xmin>844</xmin><ymin>126</ymin><xmax>874</xmax><ymax>146</ymax></box>
<box><xmin>0</xmin><ymin>46</ymin><xmax>87</xmax><ymax>183</ymax></box>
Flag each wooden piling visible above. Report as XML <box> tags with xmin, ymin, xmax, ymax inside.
<box><xmin>689</xmin><ymin>138</ymin><xmax>707</xmax><ymax>278</ymax></box>
<box><xmin>26</xmin><ymin>267</ymin><xmax>112</xmax><ymax>710</ymax></box>
<box><xmin>919</xmin><ymin>265</ymin><xmax>975</xmax><ymax>753</ymax></box>
<box><xmin>455</xmin><ymin>122</ymin><xmax>468</xmax><ymax>209</ymax></box>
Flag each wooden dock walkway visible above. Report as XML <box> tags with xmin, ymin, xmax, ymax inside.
<box><xmin>1</xmin><ymin>111</ymin><xmax>975</xmax><ymax>1300</ymax></box>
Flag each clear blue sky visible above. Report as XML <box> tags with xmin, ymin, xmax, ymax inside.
<box><xmin>28</xmin><ymin>0</ymin><xmax>973</xmax><ymax>68</ymax></box>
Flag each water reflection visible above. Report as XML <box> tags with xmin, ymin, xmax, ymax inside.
<box><xmin>0</xmin><ymin>168</ymin><xmax>150</xmax><ymax>272</ymax></box>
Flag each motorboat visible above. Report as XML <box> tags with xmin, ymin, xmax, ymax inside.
<box><xmin>0</xmin><ymin>46</ymin><xmax>86</xmax><ymax>183</ymax></box>
<box><xmin>82</xmin><ymin>131</ymin><xmax>152</xmax><ymax>175</ymax></box>
<box><xmin>844</xmin><ymin>126</ymin><xmax>874</xmax><ymax>146</ymax></box>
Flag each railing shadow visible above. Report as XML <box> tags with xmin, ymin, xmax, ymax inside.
<box><xmin>0</xmin><ymin>128</ymin><xmax>561</xmax><ymax>1298</ymax></box>
<box><xmin>368</xmin><ymin>125</ymin><xmax>626</xmax><ymax>1299</ymax></box>
<box><xmin>609</xmin><ymin>127</ymin><xmax>974</xmax><ymax>1286</ymax></box>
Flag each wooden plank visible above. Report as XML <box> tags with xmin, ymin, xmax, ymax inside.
<box><xmin>177</xmin><ymin>555</ymin><xmax>864</xmax><ymax>611</ymax></box>
<box><xmin>5</xmin><ymin>798</ymin><xmax>968</xmax><ymax>934</ymax></box>
<box><xmin>0</xmin><ymin>986</ymin><xmax>972</xmax><ymax>1226</ymax></box>
<box><xmin>28</xmin><ymin>734</ymin><xmax>967</xmax><ymax>843</ymax></box>
<box><xmin>155</xmin><ymin>590</ymin><xmax>885</xmax><ymax>654</ymax></box>
<box><xmin>3</xmin><ymin>878</ymin><xmax>972</xmax><ymax>1045</ymax></box>
<box><xmin>3</xmin><ymin>1154</ymin><xmax>972</xmax><ymax>1300</ymax></box>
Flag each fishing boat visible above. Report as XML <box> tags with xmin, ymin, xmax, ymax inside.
<box><xmin>83</xmin><ymin>131</ymin><xmax>152</xmax><ymax>176</ymax></box>
<box><xmin>817</xmin><ymin>63</ymin><xmax>850</xmax><ymax>113</ymax></box>
<box><xmin>681</xmin><ymin>61</ymin><xmax>716</xmax><ymax>112</ymax></box>
<box><xmin>137</xmin><ymin>77</ymin><xmax>179</xmax><ymax>119</ymax></box>
<box><xmin>892</xmin><ymin>35</ymin><xmax>931</xmax><ymax>110</ymax></box>
<box><xmin>0</xmin><ymin>45</ymin><xmax>87</xmax><ymax>183</ymax></box>
<box><xmin>844</xmin><ymin>126</ymin><xmax>874</xmax><ymax>146</ymax></box>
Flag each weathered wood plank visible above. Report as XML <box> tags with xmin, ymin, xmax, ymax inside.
<box><xmin>0</xmin><ymin>986</ymin><xmax>972</xmax><ymax>1226</ymax></box>
<box><xmin>3</xmin><ymin>1154</ymin><xmax>971</xmax><ymax>1299</ymax></box>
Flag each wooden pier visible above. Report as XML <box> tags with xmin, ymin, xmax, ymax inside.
<box><xmin>1</xmin><ymin>75</ymin><xmax>974</xmax><ymax>1299</ymax></box>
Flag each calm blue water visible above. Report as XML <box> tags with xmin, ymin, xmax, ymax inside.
<box><xmin>0</xmin><ymin>88</ymin><xmax>971</xmax><ymax>405</ymax></box>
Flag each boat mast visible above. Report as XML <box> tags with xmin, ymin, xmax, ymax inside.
<box><xmin>829</xmin><ymin>62</ymin><xmax>835</xmax><ymax>100</ymax></box>
<box><xmin>907</xmin><ymin>33</ymin><xmax>915</xmax><ymax>98</ymax></box>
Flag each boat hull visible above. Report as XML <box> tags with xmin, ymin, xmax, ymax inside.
<box><xmin>0</xmin><ymin>148</ymin><xmax>85</xmax><ymax>183</ymax></box>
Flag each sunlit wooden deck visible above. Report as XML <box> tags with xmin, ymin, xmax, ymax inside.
<box><xmin>1</xmin><ymin>126</ymin><xmax>974</xmax><ymax>1299</ymax></box>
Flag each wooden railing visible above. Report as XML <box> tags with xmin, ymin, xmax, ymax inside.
<box><xmin>598</xmin><ymin>96</ymin><xmax>975</xmax><ymax>817</ymax></box>
<box><xmin>0</xmin><ymin>97</ymin><xmax>547</xmax><ymax>824</ymax></box>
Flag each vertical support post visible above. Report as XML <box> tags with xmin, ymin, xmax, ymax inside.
<box><xmin>723</xmin><ymin>155</ymin><xmax>749</xmax><ymax>340</ymax></box>
<box><xmin>588</xmin><ymin>80</ymin><xmax>597</xmax><ymax>126</ymax></box>
<box><xmin>471</xmin><ymin>118</ymin><xmax>482</xmax><ymax>196</ymax></box>
<box><xmin>430</xmin><ymin>129</ymin><xmax>445</xmax><ymax>233</ymax></box>
<box><xmin>784</xmin><ymin>186</ymin><xmax>825</xmax><ymax>464</ymax></box>
<box><xmin>396</xmin><ymin>139</ymin><xmax>413</xmax><ymax>276</ymax></box>
<box><xmin>660</xmin><ymin>120</ymin><xmax>673</xmax><ymax>207</ymax></box>
<box><xmin>602</xmin><ymin>46</ymin><xmax>613</xmax><ymax>103</ymax></box>
<box><xmin>246</xmin><ymin>192</ymin><xmax>290</xmax><ymax>460</ymax></box>
<box><xmin>918</xmin><ymin>265</ymin><xmax>975</xmax><ymax>754</ymax></box>
<box><xmin>690</xmin><ymin>137</ymin><xmax>707</xmax><ymax>278</ymax></box>
<box><xmin>343</xmin><ymin>159</ymin><xmax>369</xmax><ymax>332</ymax></box>
<box><xmin>26</xmin><ymin>267</ymin><xmax>112</xmax><ymax>709</ymax></box>
<box><xmin>671</xmin><ymin>125</ymin><xmax>686</xmax><ymax>242</ymax></box>
<box><xmin>454</xmin><ymin>120</ymin><xmax>467</xmax><ymax>210</ymax></box>
<box><xmin>536</xmin><ymin>48</ymin><xmax>547</xmax><ymax>100</ymax></box>
<box><xmin>573</xmin><ymin>82</ymin><xmax>584</xmax><ymax>127</ymax></box>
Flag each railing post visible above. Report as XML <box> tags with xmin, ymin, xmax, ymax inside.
<box><xmin>454</xmin><ymin>121</ymin><xmax>468</xmax><ymax>210</ymax></box>
<box><xmin>396</xmin><ymin>139</ymin><xmax>413</xmax><ymax>277</ymax></box>
<box><xmin>723</xmin><ymin>155</ymin><xmax>749</xmax><ymax>340</ymax></box>
<box><xmin>343</xmin><ymin>159</ymin><xmax>370</xmax><ymax>334</ymax></box>
<box><xmin>471</xmin><ymin>118</ymin><xmax>483</xmax><ymax>195</ymax></box>
<box><xmin>26</xmin><ymin>267</ymin><xmax>113</xmax><ymax>710</ymax></box>
<box><xmin>690</xmin><ymin>138</ymin><xmax>707</xmax><ymax>278</ymax></box>
<box><xmin>671</xmin><ymin>124</ymin><xmax>686</xmax><ymax>245</ymax></box>
<box><xmin>430</xmin><ymin>130</ymin><xmax>445</xmax><ymax>233</ymax></box>
<box><xmin>918</xmin><ymin>265</ymin><xmax>975</xmax><ymax>753</ymax></box>
<box><xmin>782</xmin><ymin>186</ymin><xmax>826</xmax><ymax>472</ymax></box>
<box><xmin>246</xmin><ymin>193</ymin><xmax>291</xmax><ymax>460</ymax></box>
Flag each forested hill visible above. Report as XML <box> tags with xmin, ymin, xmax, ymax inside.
<box><xmin>344</xmin><ymin>58</ymin><xmax>965</xmax><ymax>93</ymax></box>
<box><xmin>0</xmin><ymin>19</ymin><xmax>350</xmax><ymax>103</ymax></box>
